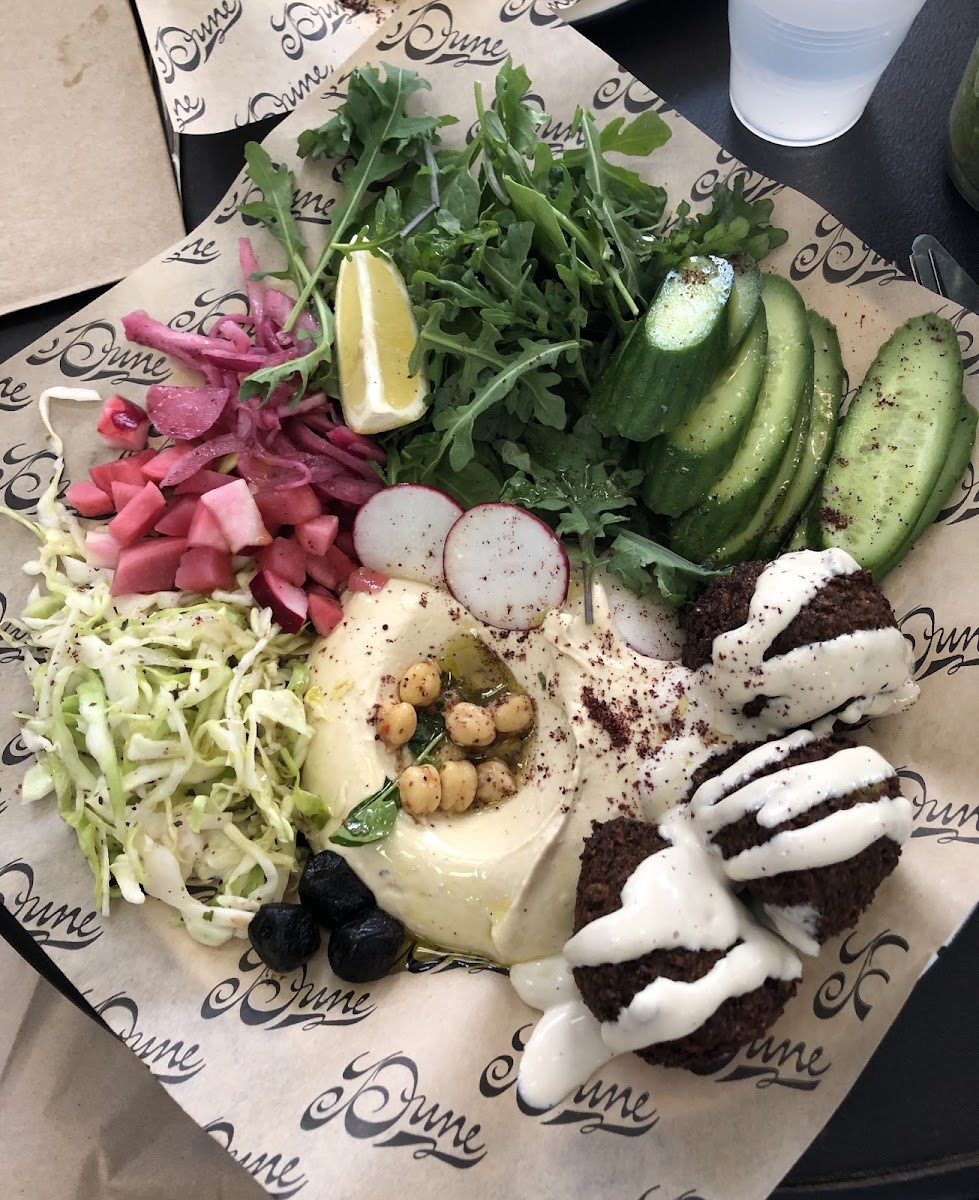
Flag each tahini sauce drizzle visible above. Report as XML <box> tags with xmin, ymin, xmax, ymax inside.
<box><xmin>514</xmin><ymin>549</ymin><xmax>916</xmax><ymax>1108</ymax></box>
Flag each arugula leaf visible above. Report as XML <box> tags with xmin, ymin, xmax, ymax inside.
<box><xmin>606</xmin><ymin>528</ymin><xmax>728</xmax><ymax>607</ymax></box>
<box><xmin>239</xmin><ymin>144</ymin><xmax>309</xmax><ymax>282</ymax></box>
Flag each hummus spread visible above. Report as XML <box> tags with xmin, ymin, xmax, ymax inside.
<box><xmin>302</xmin><ymin>576</ymin><xmax>692</xmax><ymax>963</ymax></box>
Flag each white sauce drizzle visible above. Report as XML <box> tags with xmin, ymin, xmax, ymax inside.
<box><xmin>514</xmin><ymin>809</ymin><xmax>801</xmax><ymax>1109</ymax></box>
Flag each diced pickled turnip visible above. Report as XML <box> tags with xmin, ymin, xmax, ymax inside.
<box><xmin>186</xmin><ymin>503</ymin><xmax>229</xmax><ymax>551</ymax></box>
<box><xmin>306</xmin><ymin>543</ymin><xmax>355</xmax><ymax>593</ymax></box>
<box><xmin>258</xmin><ymin>538</ymin><xmax>307</xmax><ymax>587</ymax></box>
<box><xmin>111</xmin><ymin>538</ymin><xmax>187</xmax><ymax>595</ymax></box>
<box><xmin>347</xmin><ymin>567</ymin><xmax>388</xmax><ymax>594</ymax></box>
<box><xmin>254</xmin><ymin>484</ymin><xmax>322</xmax><ymax>528</ymax></box>
<box><xmin>200</xmin><ymin>478</ymin><xmax>271</xmax><ymax>553</ymax></box>
<box><xmin>146</xmin><ymin>385</ymin><xmax>229</xmax><ymax>440</ymax></box>
<box><xmin>107</xmin><ymin>481</ymin><xmax>168</xmax><ymax>547</ymax></box>
<box><xmin>175</xmin><ymin>546</ymin><xmax>236</xmax><ymax>594</ymax></box>
<box><xmin>307</xmin><ymin>588</ymin><xmax>344</xmax><ymax>636</ymax></box>
<box><xmin>84</xmin><ymin>530</ymin><xmax>121</xmax><ymax>568</ymax></box>
<box><xmin>141</xmin><ymin>445</ymin><xmax>191</xmax><ymax>483</ymax></box>
<box><xmin>296</xmin><ymin>514</ymin><xmax>339</xmax><ymax>557</ymax></box>
<box><xmin>250</xmin><ymin>570</ymin><xmax>308</xmax><ymax>633</ymax></box>
<box><xmin>97</xmin><ymin>395</ymin><xmax>150</xmax><ymax>452</ymax></box>
<box><xmin>174</xmin><ymin>469</ymin><xmax>235</xmax><ymax>496</ymax></box>
<box><xmin>353</xmin><ymin>484</ymin><xmax>463</xmax><ymax>586</ymax></box>
<box><xmin>154</xmin><ymin>496</ymin><xmax>198</xmax><ymax>537</ymax></box>
<box><xmin>66</xmin><ymin>481</ymin><xmax>114</xmax><ymax>518</ymax></box>
<box><xmin>598</xmin><ymin>570</ymin><xmax>683</xmax><ymax>660</ymax></box>
<box><xmin>110</xmin><ymin>480</ymin><xmax>142</xmax><ymax>512</ymax></box>
<box><xmin>443</xmin><ymin>503</ymin><xmax>569</xmax><ymax>631</ymax></box>
<box><xmin>89</xmin><ymin>456</ymin><xmax>146</xmax><ymax>495</ymax></box>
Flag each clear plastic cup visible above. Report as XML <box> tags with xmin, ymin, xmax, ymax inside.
<box><xmin>728</xmin><ymin>0</ymin><xmax>927</xmax><ymax>146</ymax></box>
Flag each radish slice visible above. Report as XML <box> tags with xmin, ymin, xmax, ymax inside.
<box><xmin>250</xmin><ymin>570</ymin><xmax>308</xmax><ymax>633</ymax></box>
<box><xmin>146</xmin><ymin>385</ymin><xmax>229</xmax><ymax>440</ymax></box>
<box><xmin>353</xmin><ymin>484</ymin><xmax>463</xmax><ymax>586</ymax></box>
<box><xmin>598</xmin><ymin>570</ymin><xmax>683</xmax><ymax>661</ymax></box>
<box><xmin>443</xmin><ymin>503</ymin><xmax>569</xmax><ymax>631</ymax></box>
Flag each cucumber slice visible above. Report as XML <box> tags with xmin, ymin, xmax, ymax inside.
<box><xmin>668</xmin><ymin>273</ymin><xmax>813</xmax><ymax>564</ymax></box>
<box><xmin>813</xmin><ymin>313</ymin><xmax>964</xmax><ymax>574</ymax></box>
<box><xmin>756</xmin><ymin>310</ymin><xmax>845</xmax><ymax>558</ymax></box>
<box><xmin>590</xmin><ymin>255</ymin><xmax>735</xmax><ymax>441</ymax></box>
<box><xmin>725</xmin><ymin>253</ymin><xmax>763</xmax><ymax>357</ymax></box>
<box><xmin>709</xmin><ymin>367</ymin><xmax>813</xmax><ymax>566</ymax></box>
<box><xmin>876</xmin><ymin>395</ymin><xmax>978</xmax><ymax>577</ymax></box>
<box><xmin>639</xmin><ymin>308</ymin><xmax>768</xmax><ymax>517</ymax></box>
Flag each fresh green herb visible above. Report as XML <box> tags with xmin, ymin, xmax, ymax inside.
<box><xmin>239</xmin><ymin>59</ymin><xmax>787</xmax><ymax>599</ymax></box>
<box><xmin>330</xmin><ymin>726</ymin><xmax>445</xmax><ymax>847</ymax></box>
<box><xmin>537</xmin><ymin>672</ymin><xmax>547</xmax><ymax>692</ymax></box>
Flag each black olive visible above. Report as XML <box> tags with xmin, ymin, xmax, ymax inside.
<box><xmin>298</xmin><ymin>850</ymin><xmax>376</xmax><ymax>928</ymax></box>
<box><xmin>328</xmin><ymin>908</ymin><xmax>405</xmax><ymax>982</ymax></box>
<box><xmin>249</xmin><ymin>903</ymin><xmax>321</xmax><ymax>972</ymax></box>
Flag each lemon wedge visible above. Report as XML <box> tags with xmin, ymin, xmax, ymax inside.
<box><xmin>334</xmin><ymin>250</ymin><xmax>427</xmax><ymax>435</ymax></box>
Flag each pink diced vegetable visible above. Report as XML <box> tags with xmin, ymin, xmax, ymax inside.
<box><xmin>347</xmin><ymin>567</ymin><xmax>389</xmax><ymax>594</ymax></box>
<box><xmin>186</xmin><ymin>503</ymin><xmax>229</xmax><ymax>551</ymax></box>
<box><xmin>141</xmin><ymin>445</ymin><xmax>191</xmax><ymax>483</ymax></box>
<box><xmin>307</xmin><ymin>589</ymin><xmax>344</xmax><ymax>636</ymax></box>
<box><xmin>154</xmin><ymin>496</ymin><xmax>198</xmax><ymax>537</ymax></box>
<box><xmin>89</xmin><ymin>456</ymin><xmax>146</xmax><ymax>495</ymax></box>
<box><xmin>200</xmin><ymin>478</ymin><xmax>271</xmax><ymax>553</ymax></box>
<box><xmin>111</xmin><ymin>537</ymin><xmax>187</xmax><ymax>595</ymax></box>
<box><xmin>110</xmin><ymin>481</ymin><xmax>142</xmax><ymax>512</ymax></box>
<box><xmin>174</xmin><ymin>546</ymin><xmax>236</xmax><ymax>593</ymax></box>
<box><xmin>257</xmin><ymin>538</ymin><xmax>307</xmax><ymax>588</ymax></box>
<box><xmin>66</xmin><ymin>480</ymin><xmax>114</xmax><ymax>518</ymax></box>
<box><xmin>84</xmin><ymin>530</ymin><xmax>122</xmax><ymax>568</ymax></box>
<box><xmin>253</xmin><ymin>484</ymin><xmax>322</xmax><ymax>529</ymax></box>
<box><xmin>173</xmin><ymin>469</ymin><xmax>235</xmax><ymax>496</ymax></box>
<box><xmin>249</xmin><ymin>569</ymin><xmax>308</xmax><ymax>633</ymax></box>
<box><xmin>107</xmin><ymin>481</ymin><xmax>168</xmax><ymax>547</ymax></box>
<box><xmin>296</xmin><ymin>514</ymin><xmax>339</xmax><ymax>557</ymax></box>
<box><xmin>96</xmin><ymin>395</ymin><xmax>151</xmax><ymax>452</ymax></box>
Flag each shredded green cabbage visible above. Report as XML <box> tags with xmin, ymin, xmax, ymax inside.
<box><xmin>4</xmin><ymin>390</ymin><xmax>327</xmax><ymax>946</ymax></box>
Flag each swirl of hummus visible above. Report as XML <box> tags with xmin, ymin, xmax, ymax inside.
<box><xmin>302</xmin><ymin>578</ymin><xmax>693</xmax><ymax>964</ymax></box>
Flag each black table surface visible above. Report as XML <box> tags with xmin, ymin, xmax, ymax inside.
<box><xmin>2</xmin><ymin>1</ymin><xmax>979</xmax><ymax>1196</ymax></box>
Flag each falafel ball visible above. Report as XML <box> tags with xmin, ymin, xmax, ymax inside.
<box><xmin>682</xmin><ymin>558</ymin><xmax>897</xmax><ymax>673</ymax></box>
<box><xmin>685</xmin><ymin>733</ymin><xmax>909</xmax><ymax>949</ymax></box>
<box><xmin>572</xmin><ymin>816</ymin><xmax>798</xmax><ymax>1070</ymax></box>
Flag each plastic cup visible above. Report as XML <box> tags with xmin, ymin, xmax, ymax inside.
<box><xmin>728</xmin><ymin>0</ymin><xmax>927</xmax><ymax>147</ymax></box>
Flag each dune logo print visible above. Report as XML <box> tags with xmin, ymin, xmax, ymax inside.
<box><xmin>0</xmin><ymin>730</ymin><xmax>33</xmax><ymax>816</ymax></box>
<box><xmin>592</xmin><ymin>73</ymin><xmax>669</xmax><ymax>116</ymax></box>
<box><xmin>26</xmin><ymin>319</ymin><xmax>171</xmax><ymax>388</ymax></box>
<box><xmin>695</xmin><ymin>1034</ymin><xmax>831</xmax><ymax>1091</ymax></box>
<box><xmin>172</xmin><ymin>95</ymin><xmax>207</xmax><ymax>131</ymax></box>
<box><xmin>790</xmin><ymin>213</ymin><xmax>903</xmax><ymax>289</ymax></box>
<box><xmin>1</xmin><ymin>592</ymin><xmax>31</xmax><ymax>663</ymax></box>
<box><xmin>898</xmin><ymin>605</ymin><xmax>979</xmax><ymax>680</ymax></box>
<box><xmin>902</xmin><ymin>767</ymin><xmax>979</xmax><ymax>845</ymax></box>
<box><xmin>164</xmin><ymin>237</ymin><xmax>222</xmax><ymax>267</ymax></box>
<box><xmin>205</xmin><ymin>1119</ymin><xmax>308</xmax><ymax>1198</ymax></box>
<box><xmin>813</xmin><ymin>929</ymin><xmax>909</xmax><ymax>1021</ymax></box>
<box><xmin>498</xmin><ymin>0</ymin><xmax>564</xmax><ymax>29</ymax></box>
<box><xmin>637</xmin><ymin>1189</ymin><xmax>707</xmax><ymax>1200</ymax></box>
<box><xmin>0</xmin><ymin>445</ymin><xmax>59</xmax><ymax>514</ymax></box>
<box><xmin>916</xmin><ymin>458</ymin><xmax>979</xmax><ymax>527</ymax></box>
<box><xmin>154</xmin><ymin>1</ymin><xmax>244</xmax><ymax>83</ymax></box>
<box><xmin>94</xmin><ymin>992</ymin><xmax>207</xmax><ymax>1085</ymax></box>
<box><xmin>300</xmin><ymin>1051</ymin><xmax>488</xmax><ymax>1167</ymax></box>
<box><xmin>217</xmin><ymin>177</ymin><xmax>334</xmax><ymax>228</ymax></box>
<box><xmin>479</xmin><ymin>1026</ymin><xmax>660</xmax><ymax>1134</ymax></box>
<box><xmin>167</xmin><ymin>288</ymin><xmax>249</xmax><ymax>337</ymax></box>
<box><xmin>201</xmin><ymin>947</ymin><xmax>375</xmax><ymax>1029</ymax></box>
<box><xmin>273</xmin><ymin>2</ymin><xmax>369</xmax><ymax>61</ymax></box>
<box><xmin>244</xmin><ymin>65</ymin><xmax>334</xmax><ymax>123</ymax></box>
<box><xmin>0</xmin><ymin>375</ymin><xmax>31</xmax><ymax>413</ymax></box>
<box><xmin>404</xmin><ymin>944</ymin><xmax>507</xmax><ymax>975</ymax></box>
<box><xmin>0</xmin><ymin>861</ymin><xmax>102</xmax><ymax>950</ymax></box>
<box><xmin>690</xmin><ymin>152</ymin><xmax>782</xmax><ymax>208</ymax></box>
<box><xmin>376</xmin><ymin>2</ymin><xmax>509</xmax><ymax>68</ymax></box>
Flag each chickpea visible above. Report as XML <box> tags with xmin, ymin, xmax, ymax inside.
<box><xmin>492</xmin><ymin>692</ymin><xmax>535</xmax><ymax>735</ymax></box>
<box><xmin>377</xmin><ymin>700</ymin><xmax>417</xmax><ymax>748</ymax></box>
<box><xmin>399</xmin><ymin>764</ymin><xmax>441</xmax><ymax>816</ymax></box>
<box><xmin>475</xmin><ymin>759</ymin><xmax>517</xmax><ymax>804</ymax></box>
<box><xmin>399</xmin><ymin>660</ymin><xmax>441</xmax><ymax>708</ymax></box>
<box><xmin>439</xmin><ymin>760</ymin><xmax>478</xmax><ymax>813</ymax></box>
<box><xmin>444</xmin><ymin>701</ymin><xmax>496</xmax><ymax>748</ymax></box>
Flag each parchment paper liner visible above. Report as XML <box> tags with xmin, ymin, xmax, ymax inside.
<box><xmin>1</xmin><ymin>3</ymin><xmax>977</xmax><ymax>1196</ymax></box>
